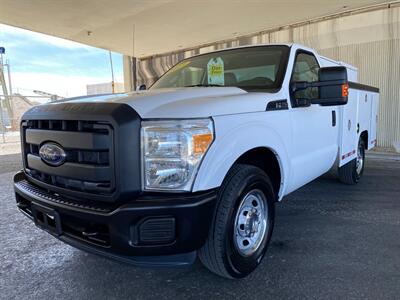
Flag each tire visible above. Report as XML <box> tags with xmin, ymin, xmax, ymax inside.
<box><xmin>338</xmin><ymin>138</ymin><xmax>365</xmax><ymax>184</ymax></box>
<box><xmin>198</xmin><ymin>164</ymin><xmax>275</xmax><ymax>279</ymax></box>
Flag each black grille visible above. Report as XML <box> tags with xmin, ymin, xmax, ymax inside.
<box><xmin>22</xmin><ymin>119</ymin><xmax>115</xmax><ymax>196</ymax></box>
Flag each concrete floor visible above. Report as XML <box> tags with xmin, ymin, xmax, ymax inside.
<box><xmin>1</xmin><ymin>153</ymin><xmax>399</xmax><ymax>299</ymax></box>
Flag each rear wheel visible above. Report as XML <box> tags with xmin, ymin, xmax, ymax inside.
<box><xmin>339</xmin><ymin>138</ymin><xmax>365</xmax><ymax>184</ymax></box>
<box><xmin>198</xmin><ymin>164</ymin><xmax>275</xmax><ymax>279</ymax></box>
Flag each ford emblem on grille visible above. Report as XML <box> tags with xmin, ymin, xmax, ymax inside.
<box><xmin>39</xmin><ymin>142</ymin><xmax>67</xmax><ymax>166</ymax></box>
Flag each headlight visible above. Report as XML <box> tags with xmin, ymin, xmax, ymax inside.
<box><xmin>141</xmin><ymin>119</ymin><xmax>214</xmax><ymax>191</ymax></box>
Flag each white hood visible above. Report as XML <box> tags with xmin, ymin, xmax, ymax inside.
<box><xmin>61</xmin><ymin>87</ymin><xmax>276</xmax><ymax>118</ymax></box>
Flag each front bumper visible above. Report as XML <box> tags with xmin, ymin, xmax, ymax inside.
<box><xmin>14</xmin><ymin>171</ymin><xmax>217</xmax><ymax>267</ymax></box>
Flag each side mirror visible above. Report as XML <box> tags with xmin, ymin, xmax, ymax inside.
<box><xmin>314</xmin><ymin>66</ymin><xmax>348</xmax><ymax>106</ymax></box>
<box><xmin>138</xmin><ymin>84</ymin><xmax>147</xmax><ymax>91</ymax></box>
<box><xmin>290</xmin><ymin>66</ymin><xmax>348</xmax><ymax>106</ymax></box>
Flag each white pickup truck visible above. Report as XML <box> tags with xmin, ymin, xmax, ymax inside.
<box><xmin>14</xmin><ymin>44</ymin><xmax>379</xmax><ymax>278</ymax></box>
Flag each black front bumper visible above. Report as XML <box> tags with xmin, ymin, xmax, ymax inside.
<box><xmin>14</xmin><ymin>171</ymin><xmax>217</xmax><ymax>267</ymax></box>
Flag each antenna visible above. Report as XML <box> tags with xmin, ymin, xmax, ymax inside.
<box><xmin>132</xmin><ymin>23</ymin><xmax>137</xmax><ymax>91</ymax></box>
<box><xmin>132</xmin><ymin>23</ymin><xmax>135</xmax><ymax>57</ymax></box>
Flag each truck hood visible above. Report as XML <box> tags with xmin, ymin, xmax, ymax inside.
<box><xmin>57</xmin><ymin>87</ymin><xmax>276</xmax><ymax>118</ymax></box>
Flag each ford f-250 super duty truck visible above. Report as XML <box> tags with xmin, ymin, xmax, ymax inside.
<box><xmin>14</xmin><ymin>44</ymin><xmax>379</xmax><ymax>278</ymax></box>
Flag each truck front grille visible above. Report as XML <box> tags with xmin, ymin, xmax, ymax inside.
<box><xmin>22</xmin><ymin>119</ymin><xmax>115</xmax><ymax>196</ymax></box>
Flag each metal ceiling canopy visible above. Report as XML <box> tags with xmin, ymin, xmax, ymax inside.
<box><xmin>0</xmin><ymin>0</ymin><xmax>392</xmax><ymax>57</ymax></box>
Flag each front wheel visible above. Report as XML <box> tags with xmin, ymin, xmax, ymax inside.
<box><xmin>198</xmin><ymin>164</ymin><xmax>275</xmax><ymax>279</ymax></box>
<box><xmin>338</xmin><ymin>138</ymin><xmax>365</xmax><ymax>184</ymax></box>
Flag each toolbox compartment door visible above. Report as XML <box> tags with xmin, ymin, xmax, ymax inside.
<box><xmin>339</xmin><ymin>87</ymin><xmax>379</xmax><ymax>166</ymax></box>
<box><xmin>368</xmin><ymin>93</ymin><xmax>379</xmax><ymax>150</ymax></box>
<box><xmin>339</xmin><ymin>89</ymin><xmax>358</xmax><ymax>167</ymax></box>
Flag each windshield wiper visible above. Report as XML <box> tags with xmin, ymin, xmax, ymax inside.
<box><xmin>184</xmin><ymin>84</ymin><xmax>224</xmax><ymax>87</ymax></box>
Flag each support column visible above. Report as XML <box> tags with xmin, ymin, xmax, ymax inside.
<box><xmin>123</xmin><ymin>55</ymin><xmax>136</xmax><ymax>92</ymax></box>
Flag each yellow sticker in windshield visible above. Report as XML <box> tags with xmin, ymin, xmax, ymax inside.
<box><xmin>207</xmin><ymin>57</ymin><xmax>224</xmax><ymax>85</ymax></box>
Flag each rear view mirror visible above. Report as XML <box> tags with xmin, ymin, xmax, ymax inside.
<box><xmin>313</xmin><ymin>66</ymin><xmax>348</xmax><ymax>106</ymax></box>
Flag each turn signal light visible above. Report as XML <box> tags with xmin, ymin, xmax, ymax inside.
<box><xmin>342</xmin><ymin>84</ymin><xmax>349</xmax><ymax>97</ymax></box>
<box><xmin>193</xmin><ymin>133</ymin><xmax>213</xmax><ymax>154</ymax></box>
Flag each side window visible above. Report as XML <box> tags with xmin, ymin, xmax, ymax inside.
<box><xmin>291</xmin><ymin>52</ymin><xmax>320</xmax><ymax>100</ymax></box>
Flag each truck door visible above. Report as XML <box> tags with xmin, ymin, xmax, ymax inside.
<box><xmin>287</xmin><ymin>51</ymin><xmax>339</xmax><ymax>193</ymax></box>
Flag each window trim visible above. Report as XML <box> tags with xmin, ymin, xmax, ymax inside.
<box><xmin>289</xmin><ymin>49</ymin><xmax>321</xmax><ymax>108</ymax></box>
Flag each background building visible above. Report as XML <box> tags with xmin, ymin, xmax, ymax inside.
<box><xmin>86</xmin><ymin>82</ymin><xmax>124</xmax><ymax>95</ymax></box>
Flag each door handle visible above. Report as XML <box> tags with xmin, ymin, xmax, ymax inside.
<box><xmin>332</xmin><ymin>111</ymin><xmax>336</xmax><ymax>127</ymax></box>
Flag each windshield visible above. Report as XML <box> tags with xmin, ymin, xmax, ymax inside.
<box><xmin>151</xmin><ymin>46</ymin><xmax>290</xmax><ymax>92</ymax></box>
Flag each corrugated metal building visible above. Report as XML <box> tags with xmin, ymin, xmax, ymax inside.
<box><xmin>86</xmin><ymin>82</ymin><xmax>125</xmax><ymax>95</ymax></box>
<box><xmin>137</xmin><ymin>3</ymin><xmax>400</xmax><ymax>151</ymax></box>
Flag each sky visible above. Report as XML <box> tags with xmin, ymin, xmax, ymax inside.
<box><xmin>0</xmin><ymin>24</ymin><xmax>124</xmax><ymax>98</ymax></box>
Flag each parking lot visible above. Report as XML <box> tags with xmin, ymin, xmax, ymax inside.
<box><xmin>1</xmin><ymin>151</ymin><xmax>399</xmax><ymax>299</ymax></box>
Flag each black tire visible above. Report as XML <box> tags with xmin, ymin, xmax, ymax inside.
<box><xmin>338</xmin><ymin>138</ymin><xmax>365</xmax><ymax>184</ymax></box>
<box><xmin>198</xmin><ymin>164</ymin><xmax>275</xmax><ymax>279</ymax></box>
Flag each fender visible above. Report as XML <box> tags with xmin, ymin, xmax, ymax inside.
<box><xmin>193</xmin><ymin>112</ymin><xmax>291</xmax><ymax>201</ymax></box>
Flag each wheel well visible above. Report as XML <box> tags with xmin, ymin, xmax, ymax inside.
<box><xmin>235</xmin><ymin>147</ymin><xmax>281</xmax><ymax>200</ymax></box>
<box><xmin>360</xmin><ymin>131</ymin><xmax>368</xmax><ymax>149</ymax></box>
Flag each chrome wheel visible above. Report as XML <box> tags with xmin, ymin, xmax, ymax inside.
<box><xmin>356</xmin><ymin>143</ymin><xmax>364</xmax><ymax>175</ymax></box>
<box><xmin>233</xmin><ymin>189</ymin><xmax>268</xmax><ymax>257</ymax></box>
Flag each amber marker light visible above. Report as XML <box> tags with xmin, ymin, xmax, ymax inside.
<box><xmin>342</xmin><ymin>84</ymin><xmax>349</xmax><ymax>97</ymax></box>
<box><xmin>193</xmin><ymin>133</ymin><xmax>213</xmax><ymax>154</ymax></box>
